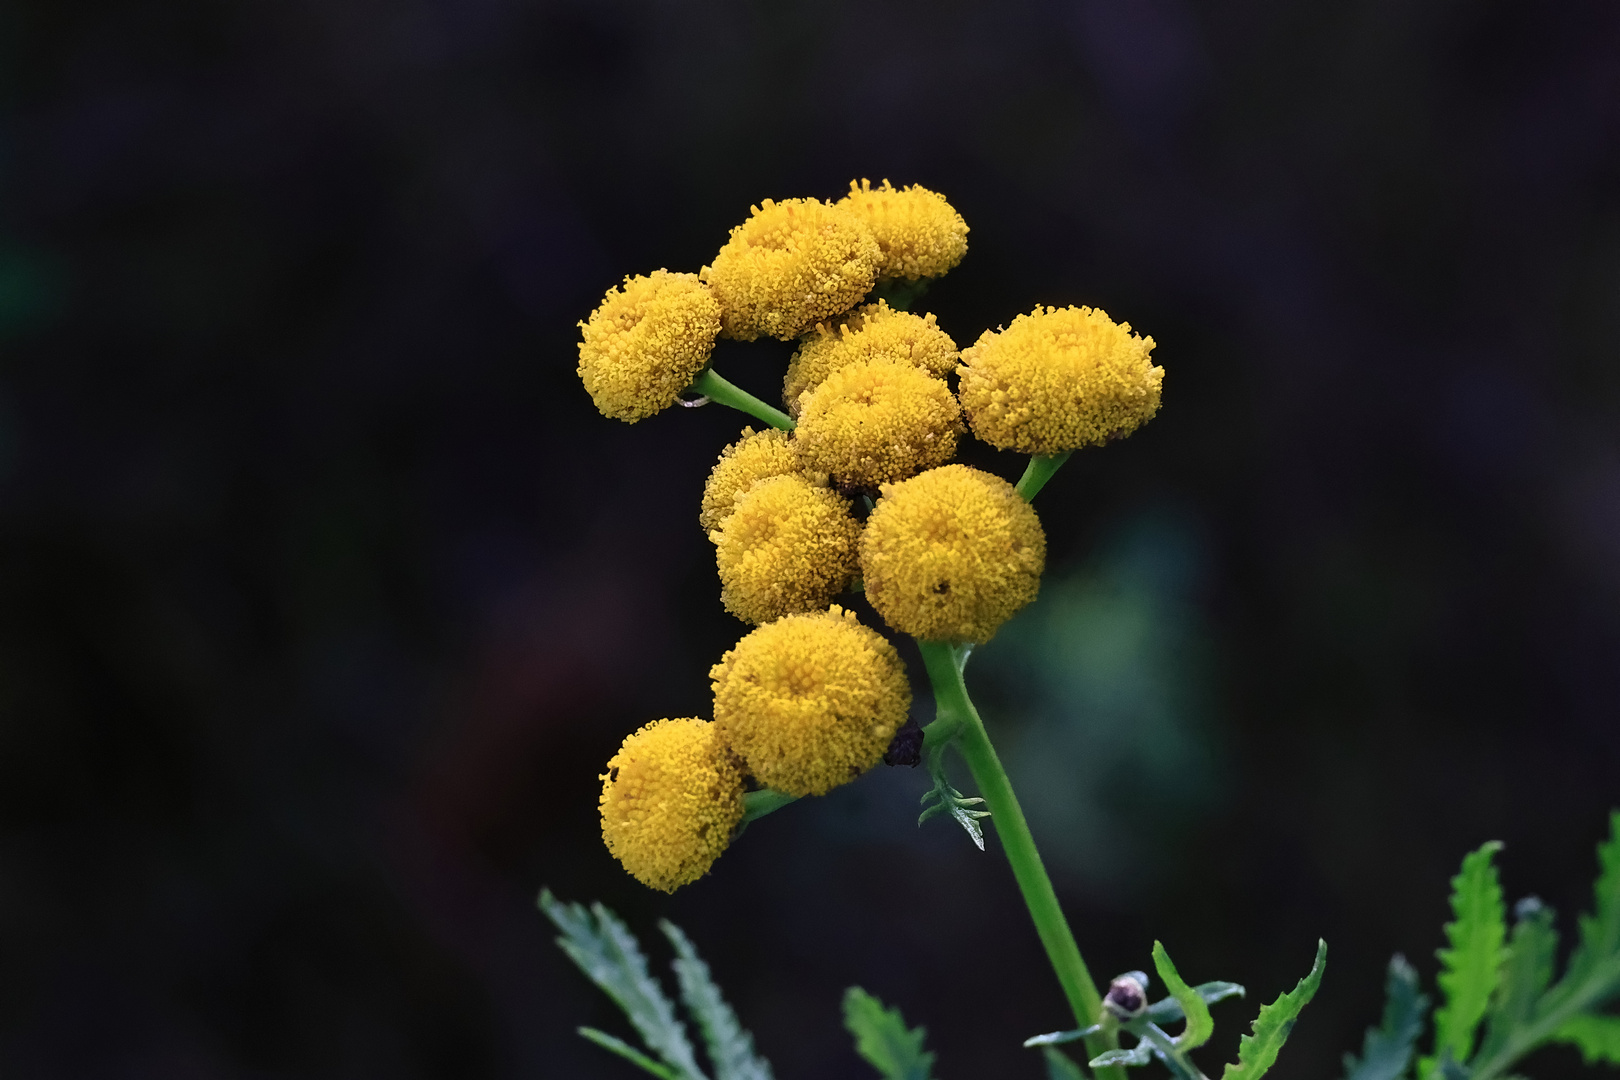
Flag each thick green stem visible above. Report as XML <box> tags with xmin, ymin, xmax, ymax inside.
<box><xmin>1015</xmin><ymin>451</ymin><xmax>1074</xmax><ymax>501</ymax></box>
<box><xmin>688</xmin><ymin>368</ymin><xmax>794</xmax><ymax>431</ymax></box>
<box><xmin>917</xmin><ymin>639</ymin><xmax>1121</xmax><ymax>1077</ymax></box>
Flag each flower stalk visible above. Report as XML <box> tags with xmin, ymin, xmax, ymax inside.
<box><xmin>916</xmin><ymin>638</ymin><xmax>1123</xmax><ymax>1079</ymax></box>
<box><xmin>689</xmin><ymin>368</ymin><xmax>795</xmax><ymax>431</ymax></box>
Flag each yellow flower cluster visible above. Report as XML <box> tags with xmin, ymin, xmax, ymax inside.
<box><xmin>838</xmin><ymin>180</ymin><xmax>969</xmax><ymax>281</ymax></box>
<box><xmin>699</xmin><ymin>427</ymin><xmax>801</xmax><ymax>534</ymax></box>
<box><xmin>711</xmin><ymin>608</ymin><xmax>911</xmax><ymax>796</ymax></box>
<box><xmin>861</xmin><ymin>465</ymin><xmax>1045</xmax><ymax>643</ymax></box>
<box><xmin>583</xmin><ymin>187</ymin><xmax>1166</xmax><ymax>890</ymax></box>
<box><xmin>576</xmin><ymin>271</ymin><xmax>721</xmax><ymax>423</ymax></box>
<box><xmin>712</xmin><ymin>474</ymin><xmax>860</xmax><ymax>625</ymax></box>
<box><xmin>796</xmin><ymin>361</ymin><xmax>963</xmax><ymax>489</ymax></box>
<box><xmin>783</xmin><ymin>301</ymin><xmax>959</xmax><ymax>417</ymax></box>
<box><xmin>599</xmin><ymin>718</ymin><xmax>745</xmax><ymax>892</ymax></box>
<box><xmin>957</xmin><ymin>305</ymin><xmax>1164</xmax><ymax>454</ymax></box>
<box><xmin>702</xmin><ymin>198</ymin><xmax>881</xmax><ymax>341</ymax></box>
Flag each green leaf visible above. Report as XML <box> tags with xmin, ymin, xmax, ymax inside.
<box><xmin>539</xmin><ymin>890</ymin><xmax>707</xmax><ymax>1080</ymax></box>
<box><xmin>1152</xmin><ymin>941</ymin><xmax>1214</xmax><ymax>1050</ymax></box>
<box><xmin>1567</xmin><ymin>812</ymin><xmax>1620</xmax><ymax>992</ymax></box>
<box><xmin>843</xmin><ymin>987</ymin><xmax>937</xmax><ymax>1080</ymax></box>
<box><xmin>580</xmin><ymin>1027</ymin><xmax>682</xmax><ymax>1080</ymax></box>
<box><xmin>918</xmin><ymin>752</ymin><xmax>990</xmax><ymax>850</ymax></box>
<box><xmin>1476</xmin><ymin>898</ymin><xmax>1557</xmax><ymax>1064</ymax></box>
<box><xmin>1221</xmin><ymin>938</ymin><xmax>1328</xmax><ymax>1080</ymax></box>
<box><xmin>1551</xmin><ymin>1013</ymin><xmax>1620</xmax><ymax>1066</ymax></box>
<box><xmin>1145</xmin><ymin>983</ymin><xmax>1246</xmax><ymax>1025</ymax></box>
<box><xmin>661</xmin><ymin>921</ymin><xmax>774</xmax><ymax>1080</ymax></box>
<box><xmin>1025</xmin><ymin>1025</ymin><xmax>1102</xmax><ymax>1047</ymax></box>
<box><xmin>1044</xmin><ymin>1046</ymin><xmax>1090</xmax><ymax>1080</ymax></box>
<box><xmin>1090</xmin><ymin>1044</ymin><xmax>1154</xmax><ymax>1068</ymax></box>
<box><xmin>1426</xmin><ymin>841</ymin><xmax>1507</xmax><ymax>1073</ymax></box>
<box><xmin>1342</xmin><ymin>954</ymin><xmax>1429</xmax><ymax>1080</ymax></box>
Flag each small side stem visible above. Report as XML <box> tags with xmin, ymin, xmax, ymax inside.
<box><xmin>1015</xmin><ymin>451</ymin><xmax>1074</xmax><ymax>501</ymax></box>
<box><xmin>688</xmin><ymin>368</ymin><xmax>794</xmax><ymax>431</ymax></box>
<box><xmin>742</xmin><ymin>788</ymin><xmax>798</xmax><ymax>822</ymax></box>
<box><xmin>917</xmin><ymin>639</ymin><xmax>1121</xmax><ymax>1078</ymax></box>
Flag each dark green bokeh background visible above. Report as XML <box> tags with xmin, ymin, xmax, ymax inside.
<box><xmin>2</xmin><ymin>1</ymin><xmax>1617</xmax><ymax>1076</ymax></box>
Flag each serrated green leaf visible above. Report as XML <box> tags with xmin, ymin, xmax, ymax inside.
<box><xmin>1091</xmin><ymin>1044</ymin><xmax>1154</xmax><ymax>1068</ymax></box>
<box><xmin>1152</xmin><ymin>941</ymin><xmax>1214</xmax><ymax>1051</ymax></box>
<box><xmin>661</xmin><ymin>921</ymin><xmax>774</xmax><ymax>1080</ymax></box>
<box><xmin>918</xmin><ymin>753</ymin><xmax>990</xmax><ymax>850</ymax></box>
<box><xmin>1425</xmin><ymin>842</ymin><xmax>1507</xmax><ymax>1074</ymax></box>
<box><xmin>1551</xmin><ymin>1013</ymin><xmax>1620</xmax><ymax>1065</ymax></box>
<box><xmin>843</xmin><ymin>987</ymin><xmax>936</xmax><ymax>1080</ymax></box>
<box><xmin>539</xmin><ymin>890</ymin><xmax>707</xmax><ymax>1080</ymax></box>
<box><xmin>1567</xmin><ymin>812</ymin><xmax>1620</xmax><ymax>992</ymax></box>
<box><xmin>1221</xmin><ymin>939</ymin><xmax>1328</xmax><ymax>1080</ymax></box>
<box><xmin>580</xmin><ymin>1027</ymin><xmax>682</xmax><ymax>1080</ymax></box>
<box><xmin>1342</xmin><ymin>954</ymin><xmax>1429</xmax><ymax>1080</ymax></box>
<box><xmin>1475</xmin><ymin>898</ymin><xmax>1557</xmax><ymax>1065</ymax></box>
<box><xmin>1145</xmin><ymin>983</ymin><xmax>1246</xmax><ymax>1025</ymax></box>
<box><xmin>1045</xmin><ymin>1046</ymin><xmax>1090</xmax><ymax>1080</ymax></box>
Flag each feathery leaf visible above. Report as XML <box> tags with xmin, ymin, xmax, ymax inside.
<box><xmin>661</xmin><ymin>921</ymin><xmax>774</xmax><ymax>1080</ymax></box>
<box><xmin>843</xmin><ymin>987</ymin><xmax>936</xmax><ymax>1080</ymax></box>
<box><xmin>1567</xmin><ymin>812</ymin><xmax>1620</xmax><ymax>991</ymax></box>
<box><xmin>1152</xmin><ymin>941</ymin><xmax>1214</xmax><ymax>1050</ymax></box>
<box><xmin>539</xmin><ymin>890</ymin><xmax>707</xmax><ymax>1080</ymax></box>
<box><xmin>1551</xmin><ymin>1014</ymin><xmax>1620</xmax><ymax>1066</ymax></box>
<box><xmin>1342</xmin><ymin>954</ymin><xmax>1428</xmax><ymax>1080</ymax></box>
<box><xmin>1476</xmin><ymin>898</ymin><xmax>1557</xmax><ymax>1065</ymax></box>
<box><xmin>1426</xmin><ymin>842</ymin><xmax>1507</xmax><ymax>1074</ymax></box>
<box><xmin>1221</xmin><ymin>939</ymin><xmax>1328</xmax><ymax>1080</ymax></box>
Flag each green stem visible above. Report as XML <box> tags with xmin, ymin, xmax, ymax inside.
<box><xmin>1015</xmin><ymin>451</ymin><xmax>1074</xmax><ymax>501</ymax></box>
<box><xmin>742</xmin><ymin>788</ymin><xmax>799</xmax><ymax>822</ymax></box>
<box><xmin>688</xmin><ymin>368</ymin><xmax>794</xmax><ymax>431</ymax></box>
<box><xmin>916</xmin><ymin>639</ymin><xmax>1121</xmax><ymax>1078</ymax></box>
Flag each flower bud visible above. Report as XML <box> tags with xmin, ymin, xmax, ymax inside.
<box><xmin>837</xmin><ymin>179</ymin><xmax>969</xmax><ymax>281</ymax></box>
<box><xmin>795</xmin><ymin>361</ymin><xmax>963</xmax><ymax>490</ymax></box>
<box><xmin>784</xmin><ymin>301</ymin><xmax>959</xmax><ymax>416</ymax></box>
<box><xmin>576</xmin><ymin>270</ymin><xmax>721</xmax><ymax>423</ymax></box>
<box><xmin>700</xmin><ymin>427</ymin><xmax>801</xmax><ymax>535</ymax></box>
<box><xmin>712</xmin><ymin>474</ymin><xmax>860</xmax><ymax>625</ymax></box>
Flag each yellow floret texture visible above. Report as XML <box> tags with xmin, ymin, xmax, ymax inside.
<box><xmin>577</xmin><ymin>270</ymin><xmax>722</xmax><ymax>423</ymax></box>
<box><xmin>712</xmin><ymin>474</ymin><xmax>860</xmax><ymax>625</ymax></box>
<box><xmin>837</xmin><ymin>179</ymin><xmax>969</xmax><ymax>281</ymax></box>
<box><xmin>701</xmin><ymin>198</ymin><xmax>881</xmax><ymax>342</ymax></box>
<box><xmin>599</xmin><ymin>717</ymin><xmax>745</xmax><ymax>892</ymax></box>
<box><xmin>795</xmin><ymin>361</ymin><xmax>963</xmax><ymax>489</ymax></box>
<box><xmin>699</xmin><ymin>427</ymin><xmax>802</xmax><ymax>535</ymax></box>
<box><xmin>860</xmin><ymin>465</ymin><xmax>1045</xmax><ymax>643</ymax></box>
<box><xmin>956</xmin><ymin>305</ymin><xmax>1163</xmax><ymax>455</ymax></box>
<box><xmin>783</xmin><ymin>301</ymin><xmax>960</xmax><ymax>416</ymax></box>
<box><xmin>710</xmin><ymin>607</ymin><xmax>911</xmax><ymax>796</ymax></box>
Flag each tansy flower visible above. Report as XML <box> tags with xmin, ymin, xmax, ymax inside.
<box><xmin>860</xmin><ymin>465</ymin><xmax>1045</xmax><ymax>643</ymax></box>
<box><xmin>700</xmin><ymin>427</ymin><xmax>801</xmax><ymax>535</ymax></box>
<box><xmin>783</xmin><ymin>301</ymin><xmax>959</xmax><ymax>416</ymax></box>
<box><xmin>837</xmin><ymin>179</ymin><xmax>969</xmax><ymax>281</ymax></box>
<box><xmin>710</xmin><ymin>607</ymin><xmax>911</xmax><ymax>796</ymax></box>
<box><xmin>794</xmin><ymin>360</ymin><xmax>963</xmax><ymax>489</ymax></box>
<box><xmin>956</xmin><ymin>305</ymin><xmax>1163</xmax><ymax>455</ymax></box>
<box><xmin>577</xmin><ymin>271</ymin><xmax>722</xmax><ymax>423</ymax></box>
<box><xmin>600</xmin><ymin>717</ymin><xmax>745</xmax><ymax>893</ymax></box>
<box><xmin>702</xmin><ymin>198</ymin><xmax>881</xmax><ymax>341</ymax></box>
<box><xmin>712</xmin><ymin>474</ymin><xmax>860</xmax><ymax>624</ymax></box>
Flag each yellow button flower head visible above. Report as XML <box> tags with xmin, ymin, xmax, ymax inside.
<box><xmin>837</xmin><ymin>179</ymin><xmax>969</xmax><ymax>281</ymax></box>
<box><xmin>701</xmin><ymin>198</ymin><xmax>881</xmax><ymax>341</ymax></box>
<box><xmin>712</xmin><ymin>474</ymin><xmax>860</xmax><ymax>624</ymax></box>
<box><xmin>699</xmin><ymin>427</ymin><xmax>801</xmax><ymax>535</ymax></box>
<box><xmin>600</xmin><ymin>717</ymin><xmax>745</xmax><ymax>893</ymax></box>
<box><xmin>794</xmin><ymin>360</ymin><xmax>963</xmax><ymax>489</ymax></box>
<box><xmin>710</xmin><ymin>607</ymin><xmax>911</xmax><ymax>796</ymax></box>
<box><xmin>576</xmin><ymin>270</ymin><xmax>722</xmax><ymax>423</ymax></box>
<box><xmin>956</xmin><ymin>305</ymin><xmax>1164</xmax><ymax>455</ymax></box>
<box><xmin>860</xmin><ymin>464</ymin><xmax>1045</xmax><ymax>643</ymax></box>
<box><xmin>783</xmin><ymin>300</ymin><xmax>960</xmax><ymax>416</ymax></box>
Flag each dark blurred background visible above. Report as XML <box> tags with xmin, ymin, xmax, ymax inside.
<box><xmin>2</xmin><ymin>0</ymin><xmax>1618</xmax><ymax>1076</ymax></box>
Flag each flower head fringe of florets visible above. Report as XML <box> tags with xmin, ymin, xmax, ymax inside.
<box><xmin>573</xmin><ymin>182</ymin><xmax>1163</xmax><ymax>890</ymax></box>
<box><xmin>711</xmin><ymin>607</ymin><xmax>911</xmax><ymax>797</ymax></box>
<box><xmin>599</xmin><ymin>718</ymin><xmax>745</xmax><ymax>892</ymax></box>
<box><xmin>784</xmin><ymin>300</ymin><xmax>959</xmax><ymax>417</ymax></box>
